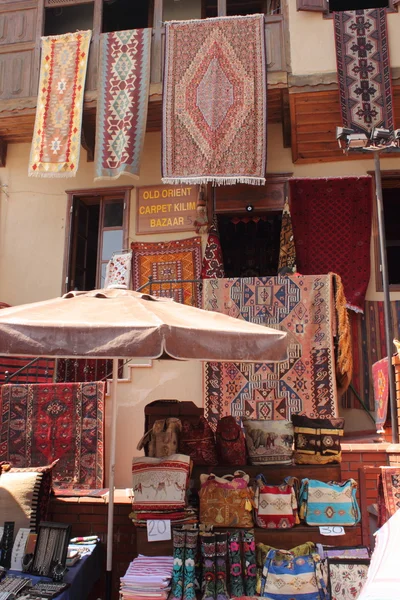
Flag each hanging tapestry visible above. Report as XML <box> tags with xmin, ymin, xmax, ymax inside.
<box><xmin>0</xmin><ymin>357</ymin><xmax>54</xmax><ymax>385</ymax></box>
<box><xmin>334</xmin><ymin>9</ymin><xmax>393</xmax><ymax>134</ymax></box>
<box><xmin>162</xmin><ymin>15</ymin><xmax>267</xmax><ymax>186</ymax></box>
<box><xmin>378</xmin><ymin>466</ymin><xmax>400</xmax><ymax>526</ymax></box>
<box><xmin>131</xmin><ymin>237</ymin><xmax>202</xmax><ymax>307</ymax></box>
<box><xmin>29</xmin><ymin>31</ymin><xmax>92</xmax><ymax>177</ymax></box>
<box><xmin>94</xmin><ymin>29</ymin><xmax>152</xmax><ymax>180</ymax></box>
<box><xmin>289</xmin><ymin>177</ymin><xmax>372</xmax><ymax>314</ymax></box>
<box><xmin>278</xmin><ymin>201</ymin><xmax>296</xmax><ymax>274</ymax></box>
<box><xmin>203</xmin><ymin>275</ymin><xmax>338</xmax><ymax>428</ymax></box>
<box><xmin>342</xmin><ymin>301</ymin><xmax>400</xmax><ymax>410</ymax></box>
<box><xmin>373</xmin><ymin>357</ymin><xmax>389</xmax><ymax>432</ymax></box>
<box><xmin>201</xmin><ymin>219</ymin><xmax>225</xmax><ymax>279</ymax></box>
<box><xmin>0</xmin><ymin>383</ymin><xmax>105</xmax><ymax>489</ymax></box>
<box><xmin>104</xmin><ymin>251</ymin><xmax>133</xmax><ymax>289</ymax></box>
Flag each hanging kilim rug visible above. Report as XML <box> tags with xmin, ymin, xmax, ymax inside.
<box><xmin>373</xmin><ymin>356</ymin><xmax>389</xmax><ymax>432</ymax></box>
<box><xmin>0</xmin><ymin>356</ymin><xmax>54</xmax><ymax>385</ymax></box>
<box><xmin>342</xmin><ymin>301</ymin><xmax>400</xmax><ymax>410</ymax></box>
<box><xmin>203</xmin><ymin>275</ymin><xmax>338</xmax><ymax>429</ymax></box>
<box><xmin>131</xmin><ymin>237</ymin><xmax>202</xmax><ymax>307</ymax></box>
<box><xmin>29</xmin><ymin>30</ymin><xmax>92</xmax><ymax>177</ymax></box>
<box><xmin>334</xmin><ymin>9</ymin><xmax>393</xmax><ymax>134</ymax></box>
<box><xmin>278</xmin><ymin>201</ymin><xmax>296</xmax><ymax>274</ymax></box>
<box><xmin>290</xmin><ymin>177</ymin><xmax>372</xmax><ymax>313</ymax></box>
<box><xmin>162</xmin><ymin>15</ymin><xmax>267</xmax><ymax>186</ymax></box>
<box><xmin>0</xmin><ymin>382</ymin><xmax>105</xmax><ymax>489</ymax></box>
<box><xmin>95</xmin><ymin>29</ymin><xmax>152</xmax><ymax>180</ymax></box>
<box><xmin>379</xmin><ymin>467</ymin><xmax>400</xmax><ymax>525</ymax></box>
<box><xmin>201</xmin><ymin>218</ymin><xmax>225</xmax><ymax>279</ymax></box>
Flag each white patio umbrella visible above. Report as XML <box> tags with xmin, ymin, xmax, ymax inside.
<box><xmin>0</xmin><ymin>288</ymin><xmax>288</xmax><ymax>600</ymax></box>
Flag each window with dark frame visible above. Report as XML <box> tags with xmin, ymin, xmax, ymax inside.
<box><xmin>372</xmin><ymin>174</ymin><xmax>400</xmax><ymax>291</ymax></box>
<box><xmin>65</xmin><ymin>189</ymin><xmax>131</xmax><ymax>293</ymax></box>
<box><xmin>44</xmin><ymin>3</ymin><xmax>94</xmax><ymax>36</ymax></box>
<box><xmin>102</xmin><ymin>0</ymin><xmax>151</xmax><ymax>33</ymax></box>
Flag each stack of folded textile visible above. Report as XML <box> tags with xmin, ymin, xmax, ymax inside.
<box><xmin>120</xmin><ymin>555</ymin><xmax>174</xmax><ymax>600</ymax></box>
<box><xmin>130</xmin><ymin>454</ymin><xmax>198</xmax><ymax>527</ymax></box>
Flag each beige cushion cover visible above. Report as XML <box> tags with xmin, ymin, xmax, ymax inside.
<box><xmin>0</xmin><ymin>471</ymin><xmax>41</xmax><ymax>534</ymax></box>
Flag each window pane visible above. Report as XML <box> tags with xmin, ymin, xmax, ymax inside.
<box><xmin>101</xmin><ymin>262</ymin><xmax>108</xmax><ymax>287</ymax></box>
<box><xmin>102</xmin><ymin>230</ymin><xmax>123</xmax><ymax>261</ymax></box>
<box><xmin>163</xmin><ymin>0</ymin><xmax>201</xmax><ymax>20</ymax></box>
<box><xmin>104</xmin><ymin>201</ymin><xmax>124</xmax><ymax>227</ymax></box>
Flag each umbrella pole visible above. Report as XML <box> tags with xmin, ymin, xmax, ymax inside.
<box><xmin>106</xmin><ymin>358</ymin><xmax>119</xmax><ymax>600</ymax></box>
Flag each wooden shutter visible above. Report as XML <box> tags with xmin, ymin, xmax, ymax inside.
<box><xmin>297</xmin><ymin>0</ymin><xmax>328</xmax><ymax>11</ymax></box>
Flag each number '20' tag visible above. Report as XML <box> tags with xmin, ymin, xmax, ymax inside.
<box><xmin>147</xmin><ymin>520</ymin><xmax>172</xmax><ymax>542</ymax></box>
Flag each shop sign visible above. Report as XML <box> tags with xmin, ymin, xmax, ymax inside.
<box><xmin>136</xmin><ymin>185</ymin><xmax>199</xmax><ymax>234</ymax></box>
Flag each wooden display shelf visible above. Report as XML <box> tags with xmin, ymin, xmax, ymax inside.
<box><xmin>191</xmin><ymin>463</ymin><xmax>341</xmax><ymax>487</ymax></box>
<box><xmin>135</xmin><ymin>523</ymin><xmax>362</xmax><ymax>556</ymax></box>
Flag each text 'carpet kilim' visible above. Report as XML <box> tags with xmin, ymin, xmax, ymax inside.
<box><xmin>0</xmin><ymin>383</ymin><xmax>105</xmax><ymax>489</ymax></box>
<box><xmin>203</xmin><ymin>276</ymin><xmax>338</xmax><ymax>428</ymax></box>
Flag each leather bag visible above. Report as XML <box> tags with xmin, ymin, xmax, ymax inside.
<box><xmin>137</xmin><ymin>418</ymin><xmax>182</xmax><ymax>458</ymax></box>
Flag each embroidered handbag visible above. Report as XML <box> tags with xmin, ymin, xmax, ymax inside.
<box><xmin>299</xmin><ymin>479</ymin><xmax>361</xmax><ymax>526</ymax></box>
<box><xmin>327</xmin><ymin>558</ymin><xmax>370</xmax><ymax>600</ymax></box>
<box><xmin>215</xmin><ymin>416</ymin><xmax>247</xmax><ymax>466</ymax></box>
<box><xmin>292</xmin><ymin>415</ymin><xmax>345</xmax><ymax>465</ymax></box>
<box><xmin>136</xmin><ymin>418</ymin><xmax>182</xmax><ymax>458</ymax></box>
<box><xmin>199</xmin><ymin>471</ymin><xmax>255</xmax><ymax>528</ymax></box>
<box><xmin>243</xmin><ymin>419</ymin><xmax>294</xmax><ymax>465</ymax></box>
<box><xmin>179</xmin><ymin>416</ymin><xmax>218</xmax><ymax>466</ymax></box>
<box><xmin>253</xmin><ymin>474</ymin><xmax>299</xmax><ymax>529</ymax></box>
<box><xmin>132</xmin><ymin>454</ymin><xmax>191</xmax><ymax>511</ymax></box>
<box><xmin>260</xmin><ymin>548</ymin><xmax>328</xmax><ymax>599</ymax></box>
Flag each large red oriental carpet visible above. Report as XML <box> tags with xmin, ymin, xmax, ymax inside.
<box><xmin>203</xmin><ymin>275</ymin><xmax>338</xmax><ymax>428</ymax></box>
<box><xmin>289</xmin><ymin>177</ymin><xmax>372</xmax><ymax>314</ymax></box>
<box><xmin>162</xmin><ymin>14</ymin><xmax>267</xmax><ymax>186</ymax></box>
<box><xmin>0</xmin><ymin>382</ymin><xmax>105</xmax><ymax>489</ymax></box>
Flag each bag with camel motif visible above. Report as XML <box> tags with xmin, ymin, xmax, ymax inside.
<box><xmin>243</xmin><ymin>419</ymin><xmax>294</xmax><ymax>465</ymax></box>
<box><xmin>132</xmin><ymin>454</ymin><xmax>191</xmax><ymax>511</ymax></box>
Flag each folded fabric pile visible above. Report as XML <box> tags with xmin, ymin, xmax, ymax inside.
<box><xmin>120</xmin><ymin>554</ymin><xmax>174</xmax><ymax>600</ymax></box>
<box><xmin>130</xmin><ymin>506</ymin><xmax>198</xmax><ymax>527</ymax></box>
<box><xmin>131</xmin><ymin>454</ymin><xmax>198</xmax><ymax>527</ymax></box>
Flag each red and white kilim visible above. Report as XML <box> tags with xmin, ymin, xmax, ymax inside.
<box><xmin>162</xmin><ymin>15</ymin><xmax>267</xmax><ymax>186</ymax></box>
<box><xmin>29</xmin><ymin>31</ymin><xmax>92</xmax><ymax>177</ymax></box>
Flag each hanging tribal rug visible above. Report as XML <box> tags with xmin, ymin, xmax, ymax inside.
<box><xmin>343</xmin><ymin>300</ymin><xmax>400</xmax><ymax>410</ymax></box>
<box><xmin>334</xmin><ymin>9</ymin><xmax>393</xmax><ymax>133</ymax></box>
<box><xmin>162</xmin><ymin>15</ymin><xmax>267</xmax><ymax>186</ymax></box>
<box><xmin>290</xmin><ymin>177</ymin><xmax>372</xmax><ymax>313</ymax></box>
<box><xmin>0</xmin><ymin>382</ymin><xmax>105</xmax><ymax>489</ymax></box>
<box><xmin>29</xmin><ymin>31</ymin><xmax>92</xmax><ymax>177</ymax></box>
<box><xmin>0</xmin><ymin>357</ymin><xmax>54</xmax><ymax>385</ymax></box>
<box><xmin>203</xmin><ymin>275</ymin><xmax>338</xmax><ymax>428</ymax></box>
<box><xmin>373</xmin><ymin>356</ymin><xmax>389</xmax><ymax>432</ymax></box>
<box><xmin>95</xmin><ymin>29</ymin><xmax>152</xmax><ymax>180</ymax></box>
<box><xmin>378</xmin><ymin>466</ymin><xmax>400</xmax><ymax>526</ymax></box>
<box><xmin>131</xmin><ymin>237</ymin><xmax>202</xmax><ymax>307</ymax></box>
<box><xmin>278</xmin><ymin>201</ymin><xmax>296</xmax><ymax>274</ymax></box>
<box><xmin>201</xmin><ymin>219</ymin><xmax>225</xmax><ymax>280</ymax></box>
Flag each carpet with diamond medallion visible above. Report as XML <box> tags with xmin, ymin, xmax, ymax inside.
<box><xmin>0</xmin><ymin>383</ymin><xmax>105</xmax><ymax>489</ymax></box>
<box><xmin>162</xmin><ymin>14</ymin><xmax>267</xmax><ymax>186</ymax></box>
<box><xmin>29</xmin><ymin>31</ymin><xmax>92</xmax><ymax>177</ymax></box>
<box><xmin>95</xmin><ymin>29</ymin><xmax>152</xmax><ymax>180</ymax></box>
<box><xmin>203</xmin><ymin>276</ymin><xmax>338</xmax><ymax>429</ymax></box>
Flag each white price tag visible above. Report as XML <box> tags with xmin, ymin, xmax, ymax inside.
<box><xmin>147</xmin><ymin>520</ymin><xmax>172</xmax><ymax>542</ymax></box>
<box><xmin>319</xmin><ymin>526</ymin><xmax>345</xmax><ymax>536</ymax></box>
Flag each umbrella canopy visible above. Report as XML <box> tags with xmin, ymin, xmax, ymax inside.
<box><xmin>0</xmin><ymin>288</ymin><xmax>288</xmax><ymax>361</ymax></box>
